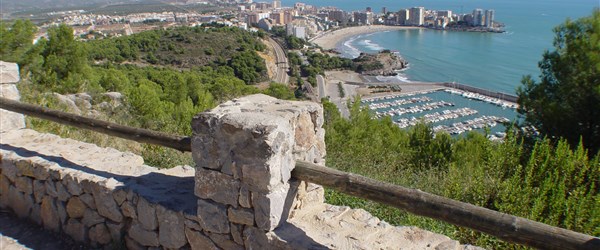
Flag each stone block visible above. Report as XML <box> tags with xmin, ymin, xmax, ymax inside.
<box><xmin>56</xmin><ymin>182</ymin><xmax>71</xmax><ymax>202</ymax></box>
<box><xmin>79</xmin><ymin>193</ymin><xmax>96</xmax><ymax>209</ymax></box>
<box><xmin>15</xmin><ymin>159</ymin><xmax>34</xmax><ymax>178</ymax></box>
<box><xmin>63</xmin><ymin>174</ymin><xmax>83</xmax><ymax>196</ymax></box>
<box><xmin>128</xmin><ymin>222</ymin><xmax>160</xmax><ymax>247</ymax></box>
<box><xmin>185</xmin><ymin>227</ymin><xmax>218</xmax><ymax>250</ymax></box>
<box><xmin>66</xmin><ymin>196</ymin><xmax>87</xmax><ymax>218</ymax></box>
<box><xmin>89</xmin><ymin>223</ymin><xmax>112</xmax><ymax>245</ymax></box>
<box><xmin>156</xmin><ymin>205</ymin><xmax>187</xmax><ymax>249</ymax></box>
<box><xmin>15</xmin><ymin>176</ymin><xmax>33</xmax><ymax>194</ymax></box>
<box><xmin>0</xmin><ymin>174</ymin><xmax>10</xmax><ymax>207</ymax></box>
<box><xmin>197</xmin><ymin>199</ymin><xmax>229</xmax><ymax>234</ymax></box>
<box><xmin>112</xmin><ymin>188</ymin><xmax>127</xmax><ymax>205</ymax></box>
<box><xmin>195</xmin><ymin>167</ymin><xmax>240</xmax><ymax>206</ymax></box>
<box><xmin>45</xmin><ymin>181</ymin><xmax>58</xmax><ymax>198</ymax></box>
<box><xmin>239</xmin><ymin>183</ymin><xmax>252</xmax><ymax>208</ymax></box>
<box><xmin>137</xmin><ymin>196</ymin><xmax>157</xmax><ymax>230</ymax></box>
<box><xmin>92</xmin><ymin>183</ymin><xmax>123</xmax><ymax>223</ymax></box>
<box><xmin>185</xmin><ymin>218</ymin><xmax>202</xmax><ymax>231</ymax></box>
<box><xmin>82</xmin><ymin>208</ymin><xmax>105</xmax><ymax>227</ymax></box>
<box><xmin>2</xmin><ymin>159</ymin><xmax>17</xmax><ymax>182</ymax></box>
<box><xmin>228</xmin><ymin>207</ymin><xmax>255</xmax><ymax>226</ymax></box>
<box><xmin>65</xmin><ymin>218</ymin><xmax>88</xmax><ymax>242</ymax></box>
<box><xmin>32</xmin><ymin>180</ymin><xmax>45</xmax><ymax>203</ymax></box>
<box><xmin>41</xmin><ymin>196</ymin><xmax>61</xmax><ymax>231</ymax></box>
<box><xmin>0</xmin><ymin>83</ymin><xmax>25</xmax><ymax>132</ymax></box>
<box><xmin>9</xmin><ymin>185</ymin><xmax>33</xmax><ymax>218</ymax></box>
<box><xmin>230</xmin><ymin>223</ymin><xmax>244</xmax><ymax>245</ymax></box>
<box><xmin>252</xmin><ymin>183</ymin><xmax>290</xmax><ymax>231</ymax></box>
<box><xmin>243</xmin><ymin>226</ymin><xmax>270</xmax><ymax>249</ymax></box>
<box><xmin>121</xmin><ymin>200</ymin><xmax>136</xmax><ymax>219</ymax></box>
<box><xmin>207</xmin><ymin>232</ymin><xmax>243</xmax><ymax>250</ymax></box>
<box><xmin>57</xmin><ymin>200</ymin><xmax>68</xmax><ymax>226</ymax></box>
<box><xmin>125</xmin><ymin>236</ymin><xmax>145</xmax><ymax>250</ymax></box>
<box><xmin>106</xmin><ymin>220</ymin><xmax>125</xmax><ymax>242</ymax></box>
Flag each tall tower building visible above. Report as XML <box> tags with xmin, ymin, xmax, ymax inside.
<box><xmin>409</xmin><ymin>7</ymin><xmax>424</xmax><ymax>26</ymax></box>
<box><xmin>272</xmin><ymin>0</ymin><xmax>281</xmax><ymax>9</ymax></box>
<box><xmin>382</xmin><ymin>7</ymin><xmax>387</xmax><ymax>14</ymax></box>
<box><xmin>484</xmin><ymin>9</ymin><xmax>495</xmax><ymax>28</ymax></box>
<box><xmin>397</xmin><ymin>9</ymin><xmax>409</xmax><ymax>25</ymax></box>
<box><xmin>472</xmin><ymin>9</ymin><xmax>484</xmax><ymax>26</ymax></box>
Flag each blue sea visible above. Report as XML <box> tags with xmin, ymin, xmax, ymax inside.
<box><xmin>283</xmin><ymin>0</ymin><xmax>597</xmax><ymax>94</ymax></box>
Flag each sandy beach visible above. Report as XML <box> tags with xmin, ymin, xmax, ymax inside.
<box><xmin>311</xmin><ymin>25</ymin><xmax>421</xmax><ymax>50</ymax></box>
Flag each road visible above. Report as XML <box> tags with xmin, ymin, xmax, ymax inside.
<box><xmin>317</xmin><ymin>75</ymin><xmax>325</xmax><ymax>99</ymax></box>
<box><xmin>266</xmin><ymin>37</ymin><xmax>290</xmax><ymax>85</ymax></box>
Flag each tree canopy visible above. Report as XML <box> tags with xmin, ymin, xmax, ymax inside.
<box><xmin>517</xmin><ymin>10</ymin><xmax>600</xmax><ymax>155</ymax></box>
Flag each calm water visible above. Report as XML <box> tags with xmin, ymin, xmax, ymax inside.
<box><xmin>283</xmin><ymin>0</ymin><xmax>597</xmax><ymax>93</ymax></box>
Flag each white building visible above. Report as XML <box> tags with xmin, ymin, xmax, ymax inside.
<box><xmin>484</xmin><ymin>9</ymin><xmax>495</xmax><ymax>28</ymax></box>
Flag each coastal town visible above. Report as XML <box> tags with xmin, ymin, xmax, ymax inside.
<box><xmin>2</xmin><ymin>0</ymin><xmax>515</xmax><ymax>136</ymax></box>
<box><xmin>6</xmin><ymin>0</ymin><xmax>503</xmax><ymax>42</ymax></box>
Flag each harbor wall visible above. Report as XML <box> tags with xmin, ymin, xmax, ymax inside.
<box><xmin>442</xmin><ymin>82</ymin><xmax>518</xmax><ymax>103</ymax></box>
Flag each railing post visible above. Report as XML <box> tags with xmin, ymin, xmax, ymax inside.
<box><xmin>0</xmin><ymin>61</ymin><xmax>25</xmax><ymax>132</ymax></box>
<box><xmin>190</xmin><ymin>94</ymin><xmax>326</xmax><ymax>248</ymax></box>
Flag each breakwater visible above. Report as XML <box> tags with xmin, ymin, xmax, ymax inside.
<box><xmin>442</xmin><ymin>82</ymin><xmax>518</xmax><ymax>103</ymax></box>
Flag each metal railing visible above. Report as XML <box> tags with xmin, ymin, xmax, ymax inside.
<box><xmin>1</xmin><ymin>96</ymin><xmax>598</xmax><ymax>250</ymax></box>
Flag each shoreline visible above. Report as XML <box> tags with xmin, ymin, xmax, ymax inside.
<box><xmin>311</xmin><ymin>25</ymin><xmax>422</xmax><ymax>50</ymax></box>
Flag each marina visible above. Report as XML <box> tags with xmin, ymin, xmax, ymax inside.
<box><xmin>361</xmin><ymin>88</ymin><xmax>518</xmax><ymax>136</ymax></box>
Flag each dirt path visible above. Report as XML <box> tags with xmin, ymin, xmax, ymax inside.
<box><xmin>0</xmin><ymin>209</ymin><xmax>86</xmax><ymax>250</ymax></box>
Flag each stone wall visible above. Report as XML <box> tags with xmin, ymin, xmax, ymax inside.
<box><xmin>1</xmin><ymin>89</ymin><xmax>471</xmax><ymax>249</ymax></box>
<box><xmin>0</xmin><ymin>61</ymin><xmax>25</xmax><ymax>132</ymax></box>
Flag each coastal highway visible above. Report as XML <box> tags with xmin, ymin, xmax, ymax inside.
<box><xmin>266</xmin><ymin>37</ymin><xmax>290</xmax><ymax>85</ymax></box>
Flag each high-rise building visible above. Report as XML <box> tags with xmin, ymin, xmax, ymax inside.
<box><xmin>408</xmin><ymin>7</ymin><xmax>424</xmax><ymax>26</ymax></box>
<box><xmin>396</xmin><ymin>9</ymin><xmax>409</xmax><ymax>25</ymax></box>
<box><xmin>472</xmin><ymin>9</ymin><xmax>484</xmax><ymax>26</ymax></box>
<box><xmin>484</xmin><ymin>9</ymin><xmax>495</xmax><ymax>28</ymax></box>
<box><xmin>354</xmin><ymin>11</ymin><xmax>373</xmax><ymax>25</ymax></box>
<box><xmin>328</xmin><ymin>10</ymin><xmax>346</xmax><ymax>23</ymax></box>
<box><xmin>366</xmin><ymin>7</ymin><xmax>372</xmax><ymax>12</ymax></box>
<box><xmin>382</xmin><ymin>7</ymin><xmax>387</xmax><ymax>14</ymax></box>
<box><xmin>270</xmin><ymin>12</ymin><xmax>284</xmax><ymax>24</ymax></box>
<box><xmin>272</xmin><ymin>0</ymin><xmax>281</xmax><ymax>9</ymax></box>
<box><xmin>437</xmin><ymin>10</ymin><xmax>452</xmax><ymax>18</ymax></box>
<box><xmin>283</xmin><ymin>10</ymin><xmax>293</xmax><ymax>24</ymax></box>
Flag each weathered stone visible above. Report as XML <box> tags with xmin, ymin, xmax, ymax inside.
<box><xmin>80</xmin><ymin>179</ymin><xmax>94</xmax><ymax>194</ymax></box>
<box><xmin>156</xmin><ymin>205</ymin><xmax>187</xmax><ymax>249</ymax></box>
<box><xmin>137</xmin><ymin>196</ymin><xmax>157</xmax><ymax>230</ymax></box>
<box><xmin>0</xmin><ymin>82</ymin><xmax>25</xmax><ymax>132</ymax></box>
<box><xmin>30</xmin><ymin>203</ymin><xmax>42</xmax><ymax>224</ymax></box>
<box><xmin>57</xmin><ymin>200</ymin><xmax>69</xmax><ymax>227</ymax></box>
<box><xmin>125</xmin><ymin>236</ymin><xmax>145</xmax><ymax>250</ymax></box>
<box><xmin>65</xmin><ymin>218</ymin><xmax>88</xmax><ymax>242</ymax></box>
<box><xmin>45</xmin><ymin>181</ymin><xmax>58</xmax><ymax>198</ymax></box>
<box><xmin>121</xmin><ymin>200</ymin><xmax>136</xmax><ymax>219</ymax></box>
<box><xmin>9</xmin><ymin>185</ymin><xmax>32</xmax><ymax>218</ymax></box>
<box><xmin>185</xmin><ymin>218</ymin><xmax>202</xmax><ymax>231</ymax></box>
<box><xmin>32</xmin><ymin>180</ymin><xmax>45</xmax><ymax>203</ymax></box>
<box><xmin>106</xmin><ymin>220</ymin><xmax>125</xmax><ymax>242</ymax></box>
<box><xmin>243</xmin><ymin>226</ymin><xmax>270</xmax><ymax>249</ymax></box>
<box><xmin>207</xmin><ymin>232</ymin><xmax>243</xmax><ymax>250</ymax></box>
<box><xmin>128</xmin><ymin>222</ymin><xmax>159</xmax><ymax>247</ymax></box>
<box><xmin>185</xmin><ymin>227</ymin><xmax>218</xmax><ymax>250</ymax></box>
<box><xmin>0</xmin><ymin>174</ymin><xmax>11</xmax><ymax>207</ymax></box>
<box><xmin>1</xmin><ymin>160</ymin><xmax>18</xmax><ymax>182</ymax></box>
<box><xmin>15</xmin><ymin>176</ymin><xmax>33</xmax><ymax>194</ymax></box>
<box><xmin>197</xmin><ymin>199</ymin><xmax>229</xmax><ymax>234</ymax></box>
<box><xmin>230</xmin><ymin>223</ymin><xmax>244</xmax><ymax>245</ymax></box>
<box><xmin>15</xmin><ymin>160</ymin><xmax>33</xmax><ymax>178</ymax></box>
<box><xmin>238</xmin><ymin>183</ymin><xmax>252</xmax><ymax>208</ymax></box>
<box><xmin>64</xmin><ymin>174</ymin><xmax>83</xmax><ymax>196</ymax></box>
<box><xmin>79</xmin><ymin>193</ymin><xmax>96</xmax><ymax>209</ymax></box>
<box><xmin>92</xmin><ymin>184</ymin><xmax>123</xmax><ymax>223</ymax></box>
<box><xmin>89</xmin><ymin>223</ymin><xmax>112</xmax><ymax>245</ymax></box>
<box><xmin>82</xmin><ymin>208</ymin><xmax>105</xmax><ymax>227</ymax></box>
<box><xmin>66</xmin><ymin>196</ymin><xmax>87</xmax><ymax>218</ymax></box>
<box><xmin>113</xmin><ymin>189</ymin><xmax>127</xmax><ymax>205</ymax></box>
<box><xmin>41</xmin><ymin>196</ymin><xmax>61</xmax><ymax>231</ymax></box>
<box><xmin>252</xmin><ymin>183</ymin><xmax>290</xmax><ymax>231</ymax></box>
<box><xmin>195</xmin><ymin>167</ymin><xmax>240</xmax><ymax>206</ymax></box>
<box><xmin>228</xmin><ymin>207</ymin><xmax>255</xmax><ymax>226</ymax></box>
<box><xmin>56</xmin><ymin>182</ymin><xmax>71</xmax><ymax>202</ymax></box>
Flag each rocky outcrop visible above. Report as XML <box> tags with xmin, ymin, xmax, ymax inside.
<box><xmin>354</xmin><ymin>50</ymin><xmax>408</xmax><ymax>76</ymax></box>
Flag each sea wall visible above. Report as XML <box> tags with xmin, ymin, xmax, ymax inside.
<box><xmin>442</xmin><ymin>82</ymin><xmax>518</xmax><ymax>103</ymax></box>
